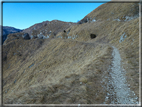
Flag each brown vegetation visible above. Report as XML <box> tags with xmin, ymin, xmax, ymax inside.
<box><xmin>2</xmin><ymin>2</ymin><xmax>139</xmax><ymax>104</ymax></box>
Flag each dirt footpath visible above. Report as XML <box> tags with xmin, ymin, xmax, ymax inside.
<box><xmin>105</xmin><ymin>46</ymin><xmax>139</xmax><ymax>104</ymax></box>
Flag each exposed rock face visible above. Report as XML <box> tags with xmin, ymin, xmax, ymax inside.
<box><xmin>22</xmin><ymin>33</ymin><xmax>30</xmax><ymax>40</ymax></box>
<box><xmin>2</xmin><ymin>2</ymin><xmax>140</xmax><ymax>104</ymax></box>
<box><xmin>37</xmin><ymin>33</ymin><xmax>44</xmax><ymax>39</ymax></box>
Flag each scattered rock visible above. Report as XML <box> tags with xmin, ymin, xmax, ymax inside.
<box><xmin>29</xmin><ymin>63</ymin><xmax>34</xmax><ymax>68</ymax></box>
<box><xmin>37</xmin><ymin>34</ymin><xmax>44</xmax><ymax>39</ymax></box>
<box><xmin>14</xmin><ymin>79</ymin><xmax>17</xmax><ymax>84</ymax></box>
<box><xmin>30</xmin><ymin>35</ymin><xmax>37</xmax><ymax>39</ymax></box>
<box><xmin>77</xmin><ymin>16</ymin><xmax>91</xmax><ymax>24</ymax></box>
<box><xmin>119</xmin><ymin>32</ymin><xmax>127</xmax><ymax>43</ymax></box>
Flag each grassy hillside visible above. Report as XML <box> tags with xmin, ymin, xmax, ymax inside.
<box><xmin>2</xmin><ymin>2</ymin><xmax>140</xmax><ymax>104</ymax></box>
<box><xmin>3</xmin><ymin>38</ymin><xmax>113</xmax><ymax>104</ymax></box>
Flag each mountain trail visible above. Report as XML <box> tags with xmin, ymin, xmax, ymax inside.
<box><xmin>105</xmin><ymin>46</ymin><xmax>139</xmax><ymax>104</ymax></box>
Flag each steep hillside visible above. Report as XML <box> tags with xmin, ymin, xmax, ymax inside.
<box><xmin>2</xmin><ymin>2</ymin><xmax>140</xmax><ymax>104</ymax></box>
<box><xmin>78</xmin><ymin>2</ymin><xmax>139</xmax><ymax>24</ymax></box>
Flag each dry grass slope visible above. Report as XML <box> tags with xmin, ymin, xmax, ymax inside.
<box><xmin>3</xmin><ymin>38</ymin><xmax>113</xmax><ymax>104</ymax></box>
<box><xmin>2</xmin><ymin>2</ymin><xmax>140</xmax><ymax>104</ymax></box>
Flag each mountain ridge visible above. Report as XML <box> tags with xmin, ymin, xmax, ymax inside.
<box><xmin>0</xmin><ymin>25</ymin><xmax>22</xmax><ymax>44</ymax></box>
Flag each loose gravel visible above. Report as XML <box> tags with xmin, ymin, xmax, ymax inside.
<box><xmin>105</xmin><ymin>46</ymin><xmax>139</xmax><ymax>104</ymax></box>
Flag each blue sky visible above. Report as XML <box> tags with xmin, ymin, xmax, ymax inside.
<box><xmin>3</xmin><ymin>2</ymin><xmax>108</xmax><ymax>29</ymax></box>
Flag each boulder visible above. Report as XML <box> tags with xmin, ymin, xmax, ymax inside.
<box><xmin>22</xmin><ymin>33</ymin><xmax>30</xmax><ymax>40</ymax></box>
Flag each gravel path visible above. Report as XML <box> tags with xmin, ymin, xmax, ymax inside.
<box><xmin>105</xmin><ymin>46</ymin><xmax>139</xmax><ymax>104</ymax></box>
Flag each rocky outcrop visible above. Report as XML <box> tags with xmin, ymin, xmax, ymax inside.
<box><xmin>4</xmin><ymin>20</ymin><xmax>77</xmax><ymax>45</ymax></box>
<box><xmin>22</xmin><ymin>33</ymin><xmax>30</xmax><ymax>40</ymax></box>
<box><xmin>77</xmin><ymin>16</ymin><xmax>91</xmax><ymax>24</ymax></box>
<box><xmin>22</xmin><ymin>20</ymin><xmax>76</xmax><ymax>40</ymax></box>
<box><xmin>3</xmin><ymin>32</ymin><xmax>31</xmax><ymax>45</ymax></box>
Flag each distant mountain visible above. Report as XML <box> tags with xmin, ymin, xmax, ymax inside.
<box><xmin>0</xmin><ymin>25</ymin><xmax>22</xmax><ymax>44</ymax></box>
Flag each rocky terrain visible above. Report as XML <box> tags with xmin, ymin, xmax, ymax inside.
<box><xmin>2</xmin><ymin>1</ymin><xmax>140</xmax><ymax>105</ymax></box>
<box><xmin>20</xmin><ymin>20</ymin><xmax>76</xmax><ymax>41</ymax></box>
